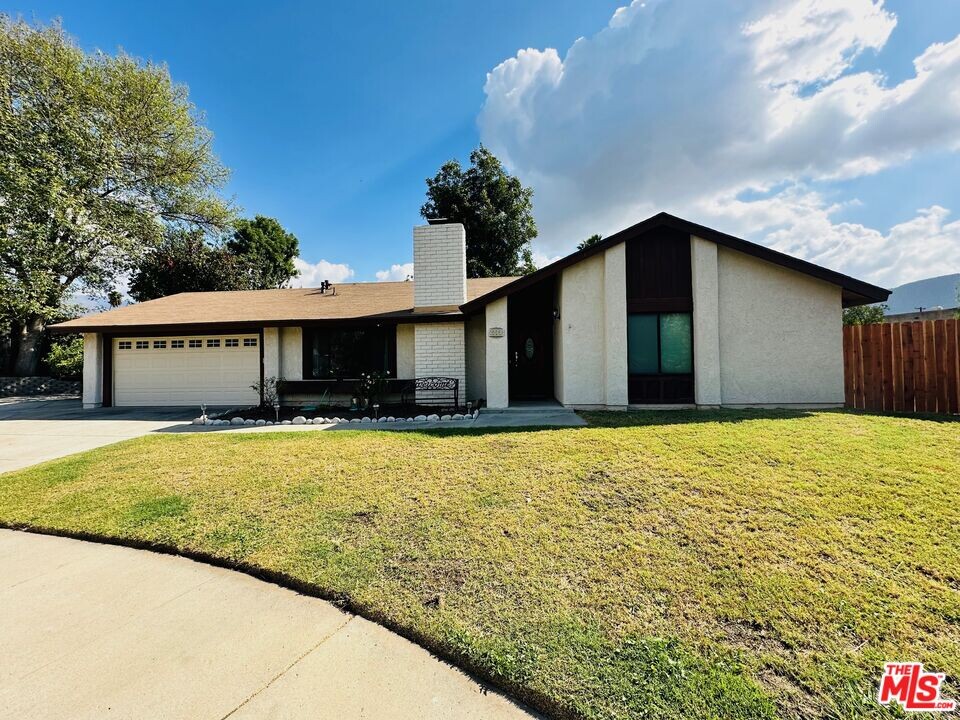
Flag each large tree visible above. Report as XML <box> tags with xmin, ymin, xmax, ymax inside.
<box><xmin>128</xmin><ymin>228</ymin><xmax>252</xmax><ymax>302</ymax></box>
<box><xmin>421</xmin><ymin>146</ymin><xmax>536</xmax><ymax>278</ymax></box>
<box><xmin>227</xmin><ymin>215</ymin><xmax>299</xmax><ymax>289</ymax></box>
<box><xmin>0</xmin><ymin>17</ymin><xmax>233</xmax><ymax>374</ymax></box>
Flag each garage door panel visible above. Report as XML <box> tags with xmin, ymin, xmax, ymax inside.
<box><xmin>113</xmin><ymin>336</ymin><xmax>260</xmax><ymax>407</ymax></box>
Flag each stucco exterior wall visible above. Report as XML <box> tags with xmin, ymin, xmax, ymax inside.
<box><xmin>485</xmin><ymin>297</ymin><xmax>509</xmax><ymax>408</ymax></box>
<box><xmin>603</xmin><ymin>244</ymin><xmax>628</xmax><ymax>407</ymax></box>
<box><xmin>82</xmin><ymin>332</ymin><xmax>103</xmax><ymax>409</ymax></box>
<box><xmin>396</xmin><ymin>324</ymin><xmax>415</xmax><ymax>379</ymax></box>
<box><xmin>691</xmin><ymin>236</ymin><xmax>722</xmax><ymax>405</ymax></box>
<box><xmin>717</xmin><ymin>246</ymin><xmax>844</xmax><ymax>406</ymax></box>
<box><xmin>414</xmin><ymin>322</ymin><xmax>466</xmax><ymax>401</ymax></box>
<box><xmin>556</xmin><ymin>253</ymin><xmax>607</xmax><ymax>406</ymax></box>
<box><xmin>552</xmin><ymin>246</ymin><xmax>629</xmax><ymax>407</ymax></box>
<box><xmin>465</xmin><ymin>313</ymin><xmax>486</xmax><ymax>403</ymax></box>
<box><xmin>279</xmin><ymin>327</ymin><xmax>302</xmax><ymax>381</ymax></box>
<box><xmin>262</xmin><ymin>327</ymin><xmax>280</xmax><ymax>381</ymax></box>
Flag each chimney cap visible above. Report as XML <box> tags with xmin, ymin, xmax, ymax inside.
<box><xmin>425</xmin><ymin>217</ymin><xmax>449</xmax><ymax>225</ymax></box>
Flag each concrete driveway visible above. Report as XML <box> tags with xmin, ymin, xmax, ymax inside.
<box><xmin>0</xmin><ymin>529</ymin><xmax>535</xmax><ymax>720</ymax></box>
<box><xmin>0</xmin><ymin>397</ymin><xmax>199</xmax><ymax>473</ymax></box>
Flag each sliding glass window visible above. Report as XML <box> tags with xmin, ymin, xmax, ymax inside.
<box><xmin>627</xmin><ymin>313</ymin><xmax>692</xmax><ymax>375</ymax></box>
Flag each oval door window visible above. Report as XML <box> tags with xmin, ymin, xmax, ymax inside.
<box><xmin>525</xmin><ymin>337</ymin><xmax>535</xmax><ymax>359</ymax></box>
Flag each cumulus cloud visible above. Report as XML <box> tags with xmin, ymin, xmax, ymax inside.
<box><xmin>291</xmin><ymin>257</ymin><xmax>355</xmax><ymax>287</ymax></box>
<box><xmin>375</xmin><ymin>262</ymin><xmax>414</xmax><ymax>282</ymax></box>
<box><xmin>479</xmin><ymin>0</ymin><xmax>960</xmax><ymax>283</ymax></box>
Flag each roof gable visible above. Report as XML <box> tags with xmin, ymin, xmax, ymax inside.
<box><xmin>461</xmin><ymin>212</ymin><xmax>890</xmax><ymax>311</ymax></box>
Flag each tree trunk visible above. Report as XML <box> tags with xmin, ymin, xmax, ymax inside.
<box><xmin>13</xmin><ymin>317</ymin><xmax>45</xmax><ymax>376</ymax></box>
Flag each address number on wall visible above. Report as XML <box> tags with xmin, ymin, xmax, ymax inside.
<box><xmin>488</xmin><ymin>327</ymin><xmax>505</xmax><ymax>338</ymax></box>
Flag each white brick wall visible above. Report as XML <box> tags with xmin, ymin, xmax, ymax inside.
<box><xmin>414</xmin><ymin>322</ymin><xmax>466</xmax><ymax>403</ymax></box>
<box><xmin>413</xmin><ymin>223</ymin><xmax>467</xmax><ymax>308</ymax></box>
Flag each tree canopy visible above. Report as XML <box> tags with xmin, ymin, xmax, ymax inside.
<box><xmin>129</xmin><ymin>217</ymin><xmax>300</xmax><ymax>302</ymax></box>
<box><xmin>421</xmin><ymin>146</ymin><xmax>536</xmax><ymax>278</ymax></box>
<box><xmin>0</xmin><ymin>17</ymin><xmax>232</xmax><ymax>373</ymax></box>
<box><xmin>577</xmin><ymin>234</ymin><xmax>603</xmax><ymax>251</ymax></box>
<box><xmin>842</xmin><ymin>304</ymin><xmax>888</xmax><ymax>326</ymax></box>
<box><xmin>227</xmin><ymin>215</ymin><xmax>299</xmax><ymax>289</ymax></box>
<box><xmin>129</xmin><ymin>228</ymin><xmax>252</xmax><ymax>302</ymax></box>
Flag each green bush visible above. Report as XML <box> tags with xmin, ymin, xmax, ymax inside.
<box><xmin>45</xmin><ymin>335</ymin><xmax>83</xmax><ymax>379</ymax></box>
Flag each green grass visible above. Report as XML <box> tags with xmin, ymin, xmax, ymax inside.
<box><xmin>2</xmin><ymin>409</ymin><xmax>958</xmax><ymax>719</ymax></box>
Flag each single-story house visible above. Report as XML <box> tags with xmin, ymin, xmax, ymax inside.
<box><xmin>52</xmin><ymin>212</ymin><xmax>890</xmax><ymax>411</ymax></box>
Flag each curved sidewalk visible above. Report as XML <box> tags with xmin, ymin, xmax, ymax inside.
<box><xmin>0</xmin><ymin>529</ymin><xmax>537</xmax><ymax>720</ymax></box>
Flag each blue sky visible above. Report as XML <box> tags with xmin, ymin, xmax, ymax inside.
<box><xmin>6</xmin><ymin>0</ymin><xmax>960</xmax><ymax>288</ymax></box>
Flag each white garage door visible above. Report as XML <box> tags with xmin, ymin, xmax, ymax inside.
<box><xmin>113</xmin><ymin>335</ymin><xmax>261</xmax><ymax>407</ymax></box>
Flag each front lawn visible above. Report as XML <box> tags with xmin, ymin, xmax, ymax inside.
<box><xmin>1</xmin><ymin>410</ymin><xmax>957</xmax><ymax>719</ymax></box>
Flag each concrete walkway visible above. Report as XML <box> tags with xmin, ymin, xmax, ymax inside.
<box><xmin>0</xmin><ymin>529</ymin><xmax>537</xmax><ymax>720</ymax></box>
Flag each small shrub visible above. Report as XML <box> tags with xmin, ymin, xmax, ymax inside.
<box><xmin>250</xmin><ymin>375</ymin><xmax>283</xmax><ymax>407</ymax></box>
<box><xmin>45</xmin><ymin>335</ymin><xmax>83</xmax><ymax>379</ymax></box>
<box><xmin>354</xmin><ymin>371</ymin><xmax>390</xmax><ymax>409</ymax></box>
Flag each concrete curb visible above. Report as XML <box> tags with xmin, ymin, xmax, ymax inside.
<box><xmin>0</xmin><ymin>522</ymin><xmax>556</xmax><ymax>719</ymax></box>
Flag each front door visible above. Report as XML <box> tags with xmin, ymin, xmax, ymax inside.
<box><xmin>508</xmin><ymin>280</ymin><xmax>554</xmax><ymax>401</ymax></box>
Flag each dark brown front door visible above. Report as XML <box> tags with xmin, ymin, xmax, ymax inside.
<box><xmin>508</xmin><ymin>280</ymin><xmax>554</xmax><ymax>401</ymax></box>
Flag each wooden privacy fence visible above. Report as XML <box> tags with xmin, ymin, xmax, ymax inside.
<box><xmin>843</xmin><ymin>319</ymin><xmax>960</xmax><ymax>414</ymax></box>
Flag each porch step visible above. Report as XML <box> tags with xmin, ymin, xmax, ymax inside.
<box><xmin>480</xmin><ymin>403</ymin><xmax>575</xmax><ymax>415</ymax></box>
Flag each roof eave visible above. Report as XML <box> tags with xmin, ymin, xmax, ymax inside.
<box><xmin>48</xmin><ymin>309</ymin><xmax>466</xmax><ymax>335</ymax></box>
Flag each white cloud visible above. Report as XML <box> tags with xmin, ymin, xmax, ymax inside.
<box><xmin>291</xmin><ymin>257</ymin><xmax>355</xmax><ymax>287</ymax></box>
<box><xmin>743</xmin><ymin>0</ymin><xmax>895</xmax><ymax>88</ymax></box>
<box><xmin>375</xmin><ymin>262</ymin><xmax>414</xmax><ymax>282</ymax></box>
<box><xmin>532</xmin><ymin>248</ymin><xmax>563</xmax><ymax>268</ymax></box>
<box><xmin>479</xmin><ymin>0</ymin><xmax>960</xmax><ymax>283</ymax></box>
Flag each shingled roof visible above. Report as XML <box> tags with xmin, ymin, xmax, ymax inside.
<box><xmin>51</xmin><ymin>278</ymin><xmax>516</xmax><ymax>334</ymax></box>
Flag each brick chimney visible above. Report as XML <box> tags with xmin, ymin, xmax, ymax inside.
<box><xmin>413</xmin><ymin>221</ymin><xmax>467</xmax><ymax>310</ymax></box>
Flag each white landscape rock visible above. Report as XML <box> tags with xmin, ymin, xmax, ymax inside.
<box><xmin>266</xmin><ymin>420</ymin><xmax>274</xmax><ymax>425</ymax></box>
<box><xmin>452</xmin><ymin>413</ymin><xmax>463</xmax><ymax>420</ymax></box>
<box><xmin>427</xmin><ymin>414</ymin><xmax>440</xmax><ymax>421</ymax></box>
<box><xmin>230</xmin><ymin>417</ymin><xmax>245</xmax><ymax>426</ymax></box>
<box><xmin>292</xmin><ymin>416</ymin><xmax>306</xmax><ymax>425</ymax></box>
<box><xmin>281</xmin><ymin>420</ymin><xmax>292</xmax><ymax>425</ymax></box>
<box><xmin>204</xmin><ymin>419</ymin><xmax>214</xmax><ymax>426</ymax></box>
<box><xmin>192</xmin><ymin>417</ymin><xmax>204</xmax><ymax>425</ymax></box>
<box><xmin>377</xmin><ymin>417</ymin><xmax>387</xmax><ymax>423</ymax></box>
<box><xmin>415</xmin><ymin>415</ymin><xmax>427</xmax><ymax>422</ymax></box>
<box><xmin>440</xmin><ymin>414</ymin><xmax>452</xmax><ymax>421</ymax></box>
<box><xmin>350</xmin><ymin>418</ymin><xmax>361</xmax><ymax>424</ymax></box>
<box><xmin>405</xmin><ymin>417</ymin><xmax>414</xmax><ymax>423</ymax></box>
<box><xmin>244</xmin><ymin>419</ymin><xmax>256</xmax><ymax>426</ymax></box>
<box><xmin>361</xmin><ymin>417</ymin><xmax>372</xmax><ymax>423</ymax></box>
<box><xmin>473</xmin><ymin>409</ymin><xmax>479</xmax><ymax>419</ymax></box>
<box><xmin>255</xmin><ymin>419</ymin><xmax>266</xmax><ymax>426</ymax></box>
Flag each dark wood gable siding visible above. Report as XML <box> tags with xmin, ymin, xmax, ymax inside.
<box><xmin>626</xmin><ymin>227</ymin><xmax>693</xmax><ymax>311</ymax></box>
<box><xmin>626</xmin><ymin>228</ymin><xmax>695</xmax><ymax>404</ymax></box>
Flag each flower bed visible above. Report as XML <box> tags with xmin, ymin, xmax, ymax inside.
<box><xmin>193</xmin><ymin>404</ymin><xmax>479</xmax><ymax>427</ymax></box>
